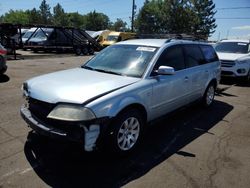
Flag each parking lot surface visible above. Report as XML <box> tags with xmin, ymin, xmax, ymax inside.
<box><xmin>0</xmin><ymin>56</ymin><xmax>250</xmax><ymax>188</ymax></box>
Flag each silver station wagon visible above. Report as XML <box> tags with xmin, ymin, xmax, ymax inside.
<box><xmin>21</xmin><ymin>39</ymin><xmax>220</xmax><ymax>154</ymax></box>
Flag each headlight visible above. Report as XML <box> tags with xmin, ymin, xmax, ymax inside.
<box><xmin>47</xmin><ymin>104</ymin><xmax>96</xmax><ymax>121</ymax></box>
<box><xmin>237</xmin><ymin>59</ymin><xmax>249</xmax><ymax>64</ymax></box>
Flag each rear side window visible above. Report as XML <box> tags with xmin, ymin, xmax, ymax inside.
<box><xmin>154</xmin><ymin>45</ymin><xmax>185</xmax><ymax>71</ymax></box>
<box><xmin>200</xmin><ymin>45</ymin><xmax>219</xmax><ymax>63</ymax></box>
<box><xmin>183</xmin><ymin>44</ymin><xmax>205</xmax><ymax>68</ymax></box>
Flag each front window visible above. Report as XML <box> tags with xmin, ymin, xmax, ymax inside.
<box><xmin>215</xmin><ymin>42</ymin><xmax>249</xmax><ymax>54</ymax></box>
<box><xmin>82</xmin><ymin>44</ymin><xmax>158</xmax><ymax>78</ymax></box>
<box><xmin>106</xmin><ymin>35</ymin><xmax>119</xmax><ymax>42</ymax></box>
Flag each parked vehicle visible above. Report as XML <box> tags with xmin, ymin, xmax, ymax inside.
<box><xmin>96</xmin><ymin>30</ymin><xmax>111</xmax><ymax>46</ymax></box>
<box><xmin>0</xmin><ymin>23</ymin><xmax>20</xmax><ymax>54</ymax></box>
<box><xmin>24</xmin><ymin>27</ymin><xmax>101</xmax><ymax>55</ymax></box>
<box><xmin>22</xmin><ymin>27</ymin><xmax>37</xmax><ymax>44</ymax></box>
<box><xmin>0</xmin><ymin>43</ymin><xmax>7</xmax><ymax>74</ymax></box>
<box><xmin>102</xmin><ymin>31</ymin><xmax>136</xmax><ymax>47</ymax></box>
<box><xmin>215</xmin><ymin>39</ymin><xmax>250</xmax><ymax>81</ymax></box>
<box><xmin>20</xmin><ymin>39</ymin><xmax>220</xmax><ymax>154</ymax></box>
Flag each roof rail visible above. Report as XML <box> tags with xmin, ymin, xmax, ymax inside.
<box><xmin>136</xmin><ymin>33</ymin><xmax>206</xmax><ymax>41</ymax></box>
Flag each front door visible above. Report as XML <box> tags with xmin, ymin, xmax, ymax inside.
<box><xmin>150</xmin><ymin>45</ymin><xmax>190</xmax><ymax>119</ymax></box>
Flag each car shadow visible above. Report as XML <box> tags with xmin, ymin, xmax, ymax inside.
<box><xmin>0</xmin><ymin>74</ymin><xmax>10</xmax><ymax>83</ymax></box>
<box><xmin>24</xmin><ymin>100</ymin><xmax>233</xmax><ymax>188</ymax></box>
<box><xmin>220</xmin><ymin>77</ymin><xmax>250</xmax><ymax>87</ymax></box>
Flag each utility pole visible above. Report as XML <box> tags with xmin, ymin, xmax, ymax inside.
<box><xmin>131</xmin><ymin>0</ymin><xmax>136</xmax><ymax>32</ymax></box>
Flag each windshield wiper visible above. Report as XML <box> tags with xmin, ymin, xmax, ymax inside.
<box><xmin>82</xmin><ymin>65</ymin><xmax>124</xmax><ymax>76</ymax></box>
<box><xmin>94</xmin><ymin>68</ymin><xmax>124</xmax><ymax>76</ymax></box>
<box><xmin>82</xmin><ymin>65</ymin><xmax>94</xmax><ymax>70</ymax></box>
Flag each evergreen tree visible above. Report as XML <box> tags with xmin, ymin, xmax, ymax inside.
<box><xmin>110</xmin><ymin>18</ymin><xmax>128</xmax><ymax>31</ymax></box>
<box><xmin>136</xmin><ymin>0</ymin><xmax>217</xmax><ymax>38</ymax></box>
<box><xmin>26</xmin><ymin>8</ymin><xmax>42</xmax><ymax>24</ymax></box>
<box><xmin>162</xmin><ymin>0</ymin><xmax>196</xmax><ymax>34</ymax></box>
<box><xmin>135</xmin><ymin>0</ymin><xmax>163</xmax><ymax>34</ymax></box>
<box><xmin>67</xmin><ymin>12</ymin><xmax>86</xmax><ymax>28</ymax></box>
<box><xmin>53</xmin><ymin>3</ymin><xmax>69</xmax><ymax>26</ymax></box>
<box><xmin>191</xmin><ymin>0</ymin><xmax>217</xmax><ymax>38</ymax></box>
<box><xmin>39</xmin><ymin>0</ymin><xmax>52</xmax><ymax>25</ymax></box>
<box><xmin>85</xmin><ymin>11</ymin><xmax>110</xmax><ymax>31</ymax></box>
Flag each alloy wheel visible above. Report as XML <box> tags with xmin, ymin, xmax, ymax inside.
<box><xmin>117</xmin><ymin>117</ymin><xmax>140</xmax><ymax>151</ymax></box>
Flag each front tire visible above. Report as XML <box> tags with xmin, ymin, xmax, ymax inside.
<box><xmin>109</xmin><ymin>109</ymin><xmax>144</xmax><ymax>154</ymax></box>
<box><xmin>246</xmin><ymin>70</ymin><xmax>250</xmax><ymax>83</ymax></box>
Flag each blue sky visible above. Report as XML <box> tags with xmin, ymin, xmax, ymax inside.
<box><xmin>0</xmin><ymin>0</ymin><xmax>250</xmax><ymax>40</ymax></box>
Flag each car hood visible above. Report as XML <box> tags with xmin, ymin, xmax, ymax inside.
<box><xmin>26</xmin><ymin>68</ymin><xmax>140</xmax><ymax>104</ymax></box>
<box><xmin>28</xmin><ymin>38</ymin><xmax>47</xmax><ymax>43</ymax></box>
<box><xmin>217</xmin><ymin>52</ymin><xmax>248</xmax><ymax>61</ymax></box>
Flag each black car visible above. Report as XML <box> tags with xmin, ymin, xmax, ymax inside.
<box><xmin>0</xmin><ymin>43</ymin><xmax>7</xmax><ymax>74</ymax></box>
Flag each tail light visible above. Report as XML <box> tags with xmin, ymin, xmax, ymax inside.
<box><xmin>0</xmin><ymin>49</ymin><xmax>7</xmax><ymax>55</ymax></box>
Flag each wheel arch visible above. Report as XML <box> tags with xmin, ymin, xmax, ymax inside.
<box><xmin>115</xmin><ymin>103</ymin><xmax>148</xmax><ymax>124</ymax></box>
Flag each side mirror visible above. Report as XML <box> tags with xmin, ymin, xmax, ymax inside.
<box><xmin>157</xmin><ymin>66</ymin><xmax>175</xmax><ymax>75</ymax></box>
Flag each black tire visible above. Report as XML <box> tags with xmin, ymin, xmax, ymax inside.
<box><xmin>88</xmin><ymin>47</ymin><xmax>94</xmax><ymax>55</ymax></box>
<box><xmin>75</xmin><ymin>47</ymin><xmax>82</xmax><ymax>56</ymax></box>
<box><xmin>108</xmin><ymin>109</ymin><xmax>144</xmax><ymax>155</ymax></box>
<box><xmin>0</xmin><ymin>56</ymin><xmax>4</xmax><ymax>64</ymax></box>
<box><xmin>202</xmin><ymin>83</ymin><xmax>215</xmax><ymax>107</ymax></box>
<box><xmin>81</xmin><ymin>48</ymin><xmax>88</xmax><ymax>55</ymax></box>
<box><xmin>245</xmin><ymin>70</ymin><xmax>250</xmax><ymax>83</ymax></box>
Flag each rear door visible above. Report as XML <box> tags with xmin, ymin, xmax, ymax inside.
<box><xmin>150</xmin><ymin>45</ymin><xmax>191</xmax><ymax>118</ymax></box>
<box><xmin>183</xmin><ymin>44</ymin><xmax>208</xmax><ymax>102</ymax></box>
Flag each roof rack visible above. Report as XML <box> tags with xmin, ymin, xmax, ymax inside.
<box><xmin>136</xmin><ymin>33</ymin><xmax>206</xmax><ymax>41</ymax></box>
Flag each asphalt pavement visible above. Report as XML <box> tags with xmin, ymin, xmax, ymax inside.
<box><xmin>0</xmin><ymin>56</ymin><xmax>249</xmax><ymax>188</ymax></box>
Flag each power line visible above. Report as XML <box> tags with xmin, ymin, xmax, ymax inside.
<box><xmin>215</xmin><ymin>17</ymin><xmax>250</xmax><ymax>20</ymax></box>
<box><xmin>216</xmin><ymin>6</ymin><xmax>250</xmax><ymax>10</ymax></box>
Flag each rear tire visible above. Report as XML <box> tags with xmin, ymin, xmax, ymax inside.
<box><xmin>81</xmin><ymin>48</ymin><xmax>88</xmax><ymax>55</ymax></box>
<box><xmin>75</xmin><ymin>47</ymin><xmax>82</xmax><ymax>56</ymax></box>
<box><xmin>108</xmin><ymin>109</ymin><xmax>144</xmax><ymax>155</ymax></box>
<box><xmin>88</xmin><ymin>47</ymin><xmax>94</xmax><ymax>55</ymax></box>
<box><xmin>202</xmin><ymin>83</ymin><xmax>215</xmax><ymax>107</ymax></box>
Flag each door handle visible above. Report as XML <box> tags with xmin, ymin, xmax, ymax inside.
<box><xmin>184</xmin><ymin>76</ymin><xmax>189</xmax><ymax>82</ymax></box>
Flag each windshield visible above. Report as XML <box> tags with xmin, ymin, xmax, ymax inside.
<box><xmin>215</xmin><ymin>42</ymin><xmax>249</xmax><ymax>54</ymax></box>
<box><xmin>23</xmin><ymin>31</ymin><xmax>34</xmax><ymax>38</ymax></box>
<box><xmin>106</xmin><ymin>35</ymin><xmax>119</xmax><ymax>42</ymax></box>
<box><xmin>32</xmin><ymin>28</ymin><xmax>53</xmax><ymax>39</ymax></box>
<box><xmin>82</xmin><ymin>44</ymin><xmax>158</xmax><ymax>78</ymax></box>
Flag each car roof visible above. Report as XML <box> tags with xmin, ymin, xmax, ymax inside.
<box><xmin>219</xmin><ymin>39</ymin><xmax>250</xmax><ymax>43</ymax></box>
<box><xmin>116</xmin><ymin>39</ymin><xmax>210</xmax><ymax>48</ymax></box>
<box><xmin>117</xmin><ymin>39</ymin><xmax>168</xmax><ymax>47</ymax></box>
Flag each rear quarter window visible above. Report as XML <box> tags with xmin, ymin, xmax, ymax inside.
<box><xmin>200</xmin><ymin>45</ymin><xmax>219</xmax><ymax>63</ymax></box>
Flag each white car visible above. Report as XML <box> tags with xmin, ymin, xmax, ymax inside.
<box><xmin>215</xmin><ymin>39</ymin><xmax>250</xmax><ymax>81</ymax></box>
<box><xmin>21</xmin><ymin>39</ymin><xmax>220</xmax><ymax>153</ymax></box>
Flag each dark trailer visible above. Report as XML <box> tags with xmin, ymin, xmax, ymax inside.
<box><xmin>24</xmin><ymin>26</ymin><xmax>102</xmax><ymax>55</ymax></box>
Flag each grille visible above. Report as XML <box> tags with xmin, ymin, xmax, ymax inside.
<box><xmin>221</xmin><ymin>71</ymin><xmax>234</xmax><ymax>76</ymax></box>
<box><xmin>28</xmin><ymin>98</ymin><xmax>55</xmax><ymax>120</ymax></box>
<box><xmin>27</xmin><ymin>98</ymin><xmax>82</xmax><ymax>133</ymax></box>
<box><xmin>221</xmin><ymin>60</ymin><xmax>235</xmax><ymax>67</ymax></box>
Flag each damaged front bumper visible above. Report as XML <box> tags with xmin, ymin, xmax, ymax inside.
<box><xmin>20</xmin><ymin>105</ymin><xmax>110</xmax><ymax>151</ymax></box>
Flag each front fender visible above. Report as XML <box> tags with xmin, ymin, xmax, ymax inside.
<box><xmin>109</xmin><ymin>95</ymin><xmax>148</xmax><ymax>117</ymax></box>
<box><xmin>89</xmin><ymin>94</ymin><xmax>149</xmax><ymax>119</ymax></box>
